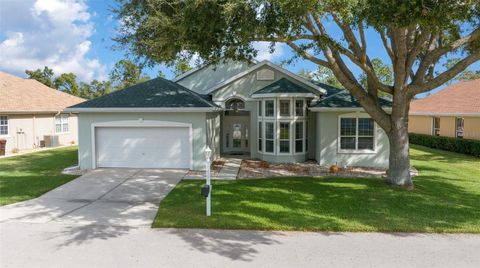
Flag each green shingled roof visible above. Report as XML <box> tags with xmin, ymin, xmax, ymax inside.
<box><xmin>252</xmin><ymin>78</ymin><xmax>316</xmax><ymax>95</ymax></box>
<box><xmin>69</xmin><ymin>77</ymin><xmax>219</xmax><ymax>108</ymax></box>
<box><xmin>313</xmin><ymin>88</ymin><xmax>392</xmax><ymax>108</ymax></box>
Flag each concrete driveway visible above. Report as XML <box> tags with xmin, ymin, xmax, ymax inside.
<box><xmin>0</xmin><ymin>168</ymin><xmax>186</xmax><ymax>227</ymax></box>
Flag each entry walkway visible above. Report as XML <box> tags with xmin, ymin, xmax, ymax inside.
<box><xmin>214</xmin><ymin>157</ymin><xmax>242</xmax><ymax>180</ymax></box>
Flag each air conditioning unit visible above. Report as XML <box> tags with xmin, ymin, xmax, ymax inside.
<box><xmin>44</xmin><ymin>135</ymin><xmax>59</xmax><ymax>147</ymax></box>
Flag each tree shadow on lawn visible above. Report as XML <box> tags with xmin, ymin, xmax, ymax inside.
<box><xmin>156</xmin><ymin>175</ymin><xmax>480</xmax><ymax>234</ymax></box>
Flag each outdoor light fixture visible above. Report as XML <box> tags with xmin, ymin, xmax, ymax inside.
<box><xmin>203</xmin><ymin>147</ymin><xmax>212</xmax><ymax>216</ymax></box>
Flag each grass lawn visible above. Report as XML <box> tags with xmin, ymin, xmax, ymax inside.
<box><xmin>0</xmin><ymin>147</ymin><xmax>79</xmax><ymax>206</ymax></box>
<box><xmin>153</xmin><ymin>145</ymin><xmax>480</xmax><ymax>233</ymax></box>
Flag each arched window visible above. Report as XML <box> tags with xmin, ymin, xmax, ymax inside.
<box><xmin>226</xmin><ymin>98</ymin><xmax>245</xmax><ymax>110</ymax></box>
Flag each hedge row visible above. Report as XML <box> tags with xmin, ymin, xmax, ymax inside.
<box><xmin>409</xmin><ymin>133</ymin><xmax>480</xmax><ymax>157</ymax></box>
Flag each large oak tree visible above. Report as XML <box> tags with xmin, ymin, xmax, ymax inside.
<box><xmin>114</xmin><ymin>0</ymin><xmax>480</xmax><ymax>188</ymax></box>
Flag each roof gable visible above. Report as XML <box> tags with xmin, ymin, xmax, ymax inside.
<box><xmin>252</xmin><ymin>78</ymin><xmax>316</xmax><ymax>95</ymax></box>
<box><xmin>69</xmin><ymin>77</ymin><xmax>219</xmax><ymax>109</ymax></box>
<box><xmin>0</xmin><ymin>71</ymin><xmax>85</xmax><ymax>113</ymax></box>
<box><xmin>410</xmin><ymin>79</ymin><xmax>480</xmax><ymax>115</ymax></box>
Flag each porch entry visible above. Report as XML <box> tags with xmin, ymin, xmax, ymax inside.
<box><xmin>222</xmin><ymin>111</ymin><xmax>250</xmax><ymax>155</ymax></box>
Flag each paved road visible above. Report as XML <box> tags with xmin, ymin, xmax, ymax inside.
<box><xmin>1</xmin><ymin>223</ymin><xmax>479</xmax><ymax>268</ymax></box>
<box><xmin>1</xmin><ymin>169</ymin><xmax>479</xmax><ymax>267</ymax></box>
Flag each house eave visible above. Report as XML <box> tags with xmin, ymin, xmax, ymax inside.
<box><xmin>251</xmin><ymin>93</ymin><xmax>317</xmax><ymax>98</ymax></box>
<box><xmin>64</xmin><ymin>107</ymin><xmax>223</xmax><ymax>113</ymax></box>
<box><xmin>309</xmin><ymin>107</ymin><xmax>392</xmax><ymax>112</ymax></box>
<box><xmin>409</xmin><ymin>112</ymin><xmax>480</xmax><ymax>117</ymax></box>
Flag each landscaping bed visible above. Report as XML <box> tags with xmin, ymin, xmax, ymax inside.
<box><xmin>153</xmin><ymin>145</ymin><xmax>480</xmax><ymax>233</ymax></box>
<box><xmin>238</xmin><ymin>159</ymin><xmax>390</xmax><ymax>179</ymax></box>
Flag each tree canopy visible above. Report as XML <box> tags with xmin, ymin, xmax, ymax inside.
<box><xmin>114</xmin><ymin>0</ymin><xmax>480</xmax><ymax>188</ymax></box>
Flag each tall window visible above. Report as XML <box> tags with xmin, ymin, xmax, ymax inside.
<box><xmin>258</xmin><ymin>122</ymin><xmax>263</xmax><ymax>151</ymax></box>
<box><xmin>295</xmin><ymin>100</ymin><xmax>304</xmax><ymax>116</ymax></box>
<box><xmin>265</xmin><ymin>100</ymin><xmax>275</xmax><ymax>117</ymax></box>
<box><xmin>279</xmin><ymin>122</ymin><xmax>290</xmax><ymax>153</ymax></box>
<box><xmin>55</xmin><ymin>114</ymin><xmax>69</xmax><ymax>133</ymax></box>
<box><xmin>265</xmin><ymin>122</ymin><xmax>274</xmax><ymax>153</ymax></box>
<box><xmin>0</xmin><ymin>116</ymin><xmax>8</xmax><ymax>135</ymax></box>
<box><xmin>258</xmin><ymin>101</ymin><xmax>262</xmax><ymax>116</ymax></box>
<box><xmin>340</xmin><ymin>117</ymin><xmax>375</xmax><ymax>151</ymax></box>
<box><xmin>279</xmin><ymin>100</ymin><xmax>290</xmax><ymax>116</ymax></box>
<box><xmin>295</xmin><ymin>122</ymin><xmax>304</xmax><ymax>153</ymax></box>
<box><xmin>432</xmin><ymin>117</ymin><xmax>440</xmax><ymax>136</ymax></box>
<box><xmin>455</xmin><ymin>117</ymin><xmax>464</xmax><ymax>138</ymax></box>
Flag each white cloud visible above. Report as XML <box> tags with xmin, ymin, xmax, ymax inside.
<box><xmin>252</xmin><ymin>41</ymin><xmax>286</xmax><ymax>62</ymax></box>
<box><xmin>0</xmin><ymin>0</ymin><xmax>106</xmax><ymax>81</ymax></box>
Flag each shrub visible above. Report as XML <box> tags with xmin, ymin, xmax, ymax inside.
<box><xmin>409</xmin><ymin>133</ymin><xmax>480</xmax><ymax>157</ymax></box>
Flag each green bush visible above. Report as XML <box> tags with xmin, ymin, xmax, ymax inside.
<box><xmin>409</xmin><ymin>133</ymin><xmax>480</xmax><ymax>157</ymax></box>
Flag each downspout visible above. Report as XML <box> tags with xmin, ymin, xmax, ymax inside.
<box><xmin>32</xmin><ymin>114</ymin><xmax>36</xmax><ymax>148</ymax></box>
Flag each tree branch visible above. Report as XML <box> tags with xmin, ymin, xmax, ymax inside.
<box><xmin>408</xmin><ymin>51</ymin><xmax>480</xmax><ymax>96</ymax></box>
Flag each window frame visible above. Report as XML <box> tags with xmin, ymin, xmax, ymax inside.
<box><xmin>278</xmin><ymin>99</ymin><xmax>292</xmax><ymax>118</ymax></box>
<box><xmin>338</xmin><ymin>115</ymin><xmax>377</xmax><ymax>154</ymax></box>
<box><xmin>258</xmin><ymin>100</ymin><xmax>262</xmax><ymax>117</ymax></box>
<box><xmin>455</xmin><ymin>117</ymin><xmax>464</xmax><ymax>139</ymax></box>
<box><xmin>294</xmin><ymin>99</ymin><xmax>305</xmax><ymax>117</ymax></box>
<box><xmin>294</xmin><ymin>121</ymin><xmax>304</xmax><ymax>154</ymax></box>
<box><xmin>55</xmin><ymin>114</ymin><xmax>70</xmax><ymax>134</ymax></box>
<box><xmin>264</xmin><ymin>121</ymin><xmax>275</xmax><ymax>155</ymax></box>
<box><xmin>277</xmin><ymin>121</ymin><xmax>291</xmax><ymax>154</ymax></box>
<box><xmin>0</xmin><ymin>115</ymin><xmax>9</xmax><ymax>136</ymax></box>
<box><xmin>432</xmin><ymin>117</ymin><xmax>440</xmax><ymax>136</ymax></box>
<box><xmin>257</xmin><ymin>121</ymin><xmax>263</xmax><ymax>152</ymax></box>
<box><xmin>264</xmin><ymin>99</ymin><xmax>275</xmax><ymax>118</ymax></box>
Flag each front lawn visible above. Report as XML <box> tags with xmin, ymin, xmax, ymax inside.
<box><xmin>153</xmin><ymin>145</ymin><xmax>480</xmax><ymax>233</ymax></box>
<box><xmin>0</xmin><ymin>147</ymin><xmax>79</xmax><ymax>206</ymax></box>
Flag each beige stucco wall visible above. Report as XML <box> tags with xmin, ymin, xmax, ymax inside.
<box><xmin>464</xmin><ymin>117</ymin><xmax>480</xmax><ymax>140</ymax></box>
<box><xmin>409</xmin><ymin>115</ymin><xmax>480</xmax><ymax>140</ymax></box>
<box><xmin>408</xmin><ymin>115</ymin><xmax>432</xmax><ymax>135</ymax></box>
<box><xmin>0</xmin><ymin>113</ymin><xmax>79</xmax><ymax>153</ymax></box>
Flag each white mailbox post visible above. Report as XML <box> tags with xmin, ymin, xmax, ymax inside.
<box><xmin>205</xmin><ymin>147</ymin><xmax>212</xmax><ymax>216</ymax></box>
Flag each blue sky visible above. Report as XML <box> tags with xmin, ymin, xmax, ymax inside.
<box><xmin>1</xmin><ymin>0</ymin><xmax>478</xmax><ymax>96</ymax></box>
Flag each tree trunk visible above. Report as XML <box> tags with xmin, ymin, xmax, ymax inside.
<box><xmin>386</xmin><ymin>108</ymin><xmax>413</xmax><ymax>189</ymax></box>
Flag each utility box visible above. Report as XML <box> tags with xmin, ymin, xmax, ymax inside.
<box><xmin>44</xmin><ymin>135</ymin><xmax>59</xmax><ymax>148</ymax></box>
<box><xmin>0</xmin><ymin>139</ymin><xmax>6</xmax><ymax>156</ymax></box>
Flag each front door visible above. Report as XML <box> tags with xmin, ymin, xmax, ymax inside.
<box><xmin>222</xmin><ymin>115</ymin><xmax>250</xmax><ymax>154</ymax></box>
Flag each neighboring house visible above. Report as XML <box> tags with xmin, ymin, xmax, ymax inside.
<box><xmin>409</xmin><ymin>79</ymin><xmax>480</xmax><ymax>140</ymax></box>
<box><xmin>0</xmin><ymin>72</ymin><xmax>85</xmax><ymax>154</ymax></box>
<box><xmin>66</xmin><ymin>60</ymin><xmax>392</xmax><ymax>170</ymax></box>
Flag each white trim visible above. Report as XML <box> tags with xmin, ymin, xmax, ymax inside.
<box><xmin>208</xmin><ymin>60</ymin><xmax>327</xmax><ymax>95</ymax></box>
<box><xmin>264</xmin><ymin>99</ymin><xmax>276</xmax><ymax>119</ymax></box>
<box><xmin>251</xmin><ymin>93</ymin><xmax>317</xmax><ymax>98</ymax></box>
<box><xmin>293</xmin><ymin>121</ymin><xmax>306</xmax><ymax>155</ymax></box>
<box><xmin>65</xmin><ymin>107</ymin><xmax>221</xmax><ymax>113</ymax></box>
<box><xmin>410</xmin><ymin>112</ymin><xmax>480</xmax><ymax>117</ymax></box>
<box><xmin>337</xmin><ymin>113</ymin><xmax>377</xmax><ymax>154</ymax></box>
<box><xmin>277</xmin><ymin>98</ymin><xmax>293</xmax><ymax>119</ymax></box>
<box><xmin>277</xmin><ymin>120</ymin><xmax>292</xmax><ymax>155</ymax></box>
<box><xmin>54</xmin><ymin>114</ymin><xmax>70</xmax><ymax>134</ymax></box>
<box><xmin>263</xmin><ymin>121</ymin><xmax>276</xmax><ymax>155</ymax></box>
<box><xmin>90</xmin><ymin>120</ymin><xmax>193</xmax><ymax>169</ymax></box>
<box><xmin>0</xmin><ymin>115</ymin><xmax>9</xmax><ymax>137</ymax></box>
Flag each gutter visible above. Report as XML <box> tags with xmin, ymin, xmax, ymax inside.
<box><xmin>64</xmin><ymin>107</ymin><xmax>224</xmax><ymax>113</ymax></box>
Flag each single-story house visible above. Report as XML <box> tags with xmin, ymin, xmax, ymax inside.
<box><xmin>66</xmin><ymin>60</ymin><xmax>392</xmax><ymax>170</ymax></box>
<box><xmin>409</xmin><ymin>79</ymin><xmax>480</xmax><ymax>140</ymax></box>
<box><xmin>0</xmin><ymin>71</ymin><xmax>85</xmax><ymax>154</ymax></box>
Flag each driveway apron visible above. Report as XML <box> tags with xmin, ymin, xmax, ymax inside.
<box><xmin>0</xmin><ymin>169</ymin><xmax>186</xmax><ymax>227</ymax></box>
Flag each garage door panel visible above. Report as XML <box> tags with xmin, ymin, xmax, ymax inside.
<box><xmin>96</xmin><ymin>127</ymin><xmax>191</xmax><ymax>168</ymax></box>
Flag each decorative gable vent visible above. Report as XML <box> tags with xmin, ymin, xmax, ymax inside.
<box><xmin>256</xmin><ymin>69</ymin><xmax>275</xmax><ymax>81</ymax></box>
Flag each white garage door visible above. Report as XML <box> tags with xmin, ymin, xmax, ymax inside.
<box><xmin>95</xmin><ymin>127</ymin><xmax>191</xmax><ymax>168</ymax></box>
